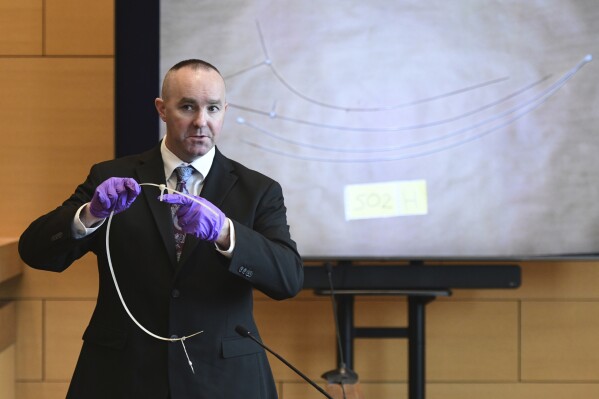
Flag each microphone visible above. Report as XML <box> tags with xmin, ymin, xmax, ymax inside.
<box><xmin>234</xmin><ymin>325</ymin><xmax>333</xmax><ymax>399</ymax></box>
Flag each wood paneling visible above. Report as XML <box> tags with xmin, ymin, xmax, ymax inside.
<box><xmin>522</xmin><ymin>300</ymin><xmax>599</xmax><ymax>381</ymax></box>
<box><xmin>0</xmin><ymin>0</ymin><xmax>42</xmax><ymax>55</ymax></box>
<box><xmin>16</xmin><ymin>300</ymin><xmax>43</xmax><ymax>381</ymax></box>
<box><xmin>427</xmin><ymin>300</ymin><xmax>519</xmax><ymax>380</ymax></box>
<box><xmin>282</xmin><ymin>382</ymin><xmax>599</xmax><ymax>399</ymax></box>
<box><xmin>0</xmin><ymin>345</ymin><xmax>16</xmax><ymax>399</ymax></box>
<box><xmin>426</xmin><ymin>383</ymin><xmax>599</xmax><ymax>399</ymax></box>
<box><xmin>517</xmin><ymin>260</ymin><xmax>599</xmax><ymax>300</ymax></box>
<box><xmin>280</xmin><ymin>381</ymin><xmax>337</xmax><ymax>399</ymax></box>
<box><xmin>0</xmin><ymin>58</ymin><xmax>114</xmax><ymax>237</ymax></box>
<box><xmin>45</xmin><ymin>0</ymin><xmax>114</xmax><ymax>55</ymax></box>
<box><xmin>16</xmin><ymin>382</ymin><xmax>69</xmax><ymax>399</ymax></box>
<box><xmin>0</xmin><ymin>240</ymin><xmax>22</xmax><ymax>284</ymax></box>
<box><xmin>254</xmin><ymin>297</ymin><xmax>337</xmax><ymax>381</ymax></box>
<box><xmin>44</xmin><ymin>300</ymin><xmax>95</xmax><ymax>381</ymax></box>
<box><xmin>0</xmin><ymin>255</ymin><xmax>98</xmax><ymax>300</ymax></box>
<box><xmin>351</xmin><ymin>299</ymin><xmax>519</xmax><ymax>381</ymax></box>
<box><xmin>0</xmin><ymin>301</ymin><xmax>17</xmax><ymax>352</ymax></box>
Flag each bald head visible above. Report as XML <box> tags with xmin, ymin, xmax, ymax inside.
<box><xmin>161</xmin><ymin>59</ymin><xmax>225</xmax><ymax>99</ymax></box>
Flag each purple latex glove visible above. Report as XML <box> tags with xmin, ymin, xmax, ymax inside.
<box><xmin>160</xmin><ymin>193</ymin><xmax>226</xmax><ymax>242</ymax></box>
<box><xmin>89</xmin><ymin>177</ymin><xmax>141</xmax><ymax>218</ymax></box>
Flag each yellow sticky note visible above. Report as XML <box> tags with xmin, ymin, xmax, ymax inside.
<box><xmin>344</xmin><ymin>180</ymin><xmax>428</xmax><ymax>220</ymax></box>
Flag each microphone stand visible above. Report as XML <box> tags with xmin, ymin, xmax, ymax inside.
<box><xmin>321</xmin><ymin>263</ymin><xmax>359</xmax><ymax>399</ymax></box>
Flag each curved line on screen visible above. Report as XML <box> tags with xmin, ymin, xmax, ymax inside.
<box><xmin>228</xmin><ymin>74</ymin><xmax>552</xmax><ymax>133</ymax></box>
<box><xmin>236</xmin><ymin>55</ymin><xmax>592</xmax><ymax>162</ymax></box>
<box><xmin>223</xmin><ymin>61</ymin><xmax>265</xmax><ymax>80</ymax></box>
<box><xmin>222</xmin><ymin>20</ymin><xmax>511</xmax><ymax>112</ymax></box>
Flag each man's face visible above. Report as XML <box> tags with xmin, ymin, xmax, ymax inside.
<box><xmin>155</xmin><ymin>67</ymin><xmax>228</xmax><ymax>162</ymax></box>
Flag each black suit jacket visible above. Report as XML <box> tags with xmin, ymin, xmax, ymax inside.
<box><xmin>19</xmin><ymin>145</ymin><xmax>304</xmax><ymax>399</ymax></box>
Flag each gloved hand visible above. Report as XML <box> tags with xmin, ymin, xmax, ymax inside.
<box><xmin>160</xmin><ymin>193</ymin><xmax>226</xmax><ymax>242</ymax></box>
<box><xmin>89</xmin><ymin>177</ymin><xmax>141</xmax><ymax>218</ymax></box>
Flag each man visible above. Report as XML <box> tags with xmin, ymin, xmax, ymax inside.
<box><xmin>19</xmin><ymin>59</ymin><xmax>304</xmax><ymax>398</ymax></box>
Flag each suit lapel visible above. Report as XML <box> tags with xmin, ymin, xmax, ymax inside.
<box><xmin>178</xmin><ymin>148</ymin><xmax>238</xmax><ymax>266</ymax></box>
<box><xmin>134</xmin><ymin>145</ymin><xmax>179</xmax><ymax>267</ymax></box>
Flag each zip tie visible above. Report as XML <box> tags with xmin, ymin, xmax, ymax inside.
<box><xmin>181</xmin><ymin>337</ymin><xmax>195</xmax><ymax>374</ymax></box>
<box><xmin>139</xmin><ymin>183</ymin><xmax>220</xmax><ymax>217</ymax></box>
<box><xmin>105</xmin><ymin>184</ymin><xmax>208</xmax><ymax>373</ymax></box>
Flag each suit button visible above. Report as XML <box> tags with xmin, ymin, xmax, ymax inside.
<box><xmin>170</xmin><ymin>334</ymin><xmax>178</xmax><ymax>339</ymax></box>
<box><xmin>171</xmin><ymin>289</ymin><xmax>180</xmax><ymax>298</ymax></box>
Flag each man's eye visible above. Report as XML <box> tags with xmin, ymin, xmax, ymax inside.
<box><xmin>208</xmin><ymin>105</ymin><xmax>220</xmax><ymax>112</ymax></box>
<box><xmin>181</xmin><ymin>105</ymin><xmax>194</xmax><ymax>111</ymax></box>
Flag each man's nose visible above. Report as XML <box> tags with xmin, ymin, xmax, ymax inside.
<box><xmin>193</xmin><ymin>110</ymin><xmax>207</xmax><ymax>127</ymax></box>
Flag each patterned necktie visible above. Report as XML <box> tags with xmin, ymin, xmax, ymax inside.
<box><xmin>172</xmin><ymin>166</ymin><xmax>195</xmax><ymax>261</ymax></box>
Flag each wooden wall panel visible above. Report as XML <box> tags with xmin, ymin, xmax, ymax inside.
<box><xmin>0</xmin><ymin>58</ymin><xmax>114</xmax><ymax>237</ymax></box>
<box><xmin>522</xmin><ymin>301</ymin><xmax>599</xmax><ymax>381</ymax></box>
<box><xmin>426</xmin><ymin>383</ymin><xmax>599</xmax><ymax>399</ymax></box>
<box><xmin>351</xmin><ymin>299</ymin><xmax>519</xmax><ymax>381</ymax></box>
<box><xmin>45</xmin><ymin>0</ymin><xmax>114</xmax><ymax>55</ymax></box>
<box><xmin>353</xmin><ymin>297</ymin><xmax>409</xmax><ymax>381</ymax></box>
<box><xmin>280</xmin><ymin>381</ymin><xmax>341</xmax><ymax>399</ymax></box>
<box><xmin>518</xmin><ymin>261</ymin><xmax>599</xmax><ymax>299</ymax></box>
<box><xmin>16</xmin><ymin>382</ymin><xmax>69</xmax><ymax>399</ymax></box>
<box><xmin>282</xmin><ymin>381</ymin><xmax>599</xmax><ymax>399</ymax></box>
<box><xmin>254</xmin><ymin>297</ymin><xmax>337</xmax><ymax>381</ymax></box>
<box><xmin>0</xmin><ymin>0</ymin><xmax>42</xmax><ymax>55</ymax></box>
<box><xmin>16</xmin><ymin>300</ymin><xmax>43</xmax><ymax>381</ymax></box>
<box><xmin>355</xmin><ymin>338</ymin><xmax>408</xmax><ymax>382</ymax></box>
<box><xmin>427</xmin><ymin>300</ymin><xmax>518</xmax><ymax>381</ymax></box>
<box><xmin>0</xmin><ymin>345</ymin><xmax>16</xmax><ymax>399</ymax></box>
<box><xmin>0</xmin><ymin>1</ymin><xmax>113</xmax><ymax>398</ymax></box>
<box><xmin>0</xmin><ymin>301</ymin><xmax>17</xmax><ymax>352</ymax></box>
<box><xmin>0</xmin><ymin>255</ymin><xmax>98</xmax><ymax>300</ymax></box>
<box><xmin>0</xmin><ymin>240</ymin><xmax>22</xmax><ymax>284</ymax></box>
<box><xmin>44</xmin><ymin>300</ymin><xmax>95</xmax><ymax>381</ymax></box>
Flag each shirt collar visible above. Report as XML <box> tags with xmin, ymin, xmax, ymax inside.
<box><xmin>160</xmin><ymin>138</ymin><xmax>216</xmax><ymax>181</ymax></box>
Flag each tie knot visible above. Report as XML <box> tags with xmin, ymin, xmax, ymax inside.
<box><xmin>175</xmin><ymin>166</ymin><xmax>195</xmax><ymax>183</ymax></box>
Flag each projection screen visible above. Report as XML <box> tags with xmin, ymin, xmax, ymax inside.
<box><xmin>159</xmin><ymin>0</ymin><xmax>599</xmax><ymax>260</ymax></box>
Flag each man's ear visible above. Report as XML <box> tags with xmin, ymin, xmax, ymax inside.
<box><xmin>155</xmin><ymin>98</ymin><xmax>166</xmax><ymax>121</ymax></box>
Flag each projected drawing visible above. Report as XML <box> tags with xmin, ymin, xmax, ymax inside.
<box><xmin>161</xmin><ymin>0</ymin><xmax>599</xmax><ymax>259</ymax></box>
<box><xmin>224</xmin><ymin>23</ymin><xmax>592</xmax><ymax>163</ymax></box>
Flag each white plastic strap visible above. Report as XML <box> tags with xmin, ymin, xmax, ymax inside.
<box><xmin>105</xmin><ymin>182</ymin><xmax>212</xmax><ymax>373</ymax></box>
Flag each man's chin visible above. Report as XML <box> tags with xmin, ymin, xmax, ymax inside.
<box><xmin>184</xmin><ymin>143</ymin><xmax>213</xmax><ymax>160</ymax></box>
